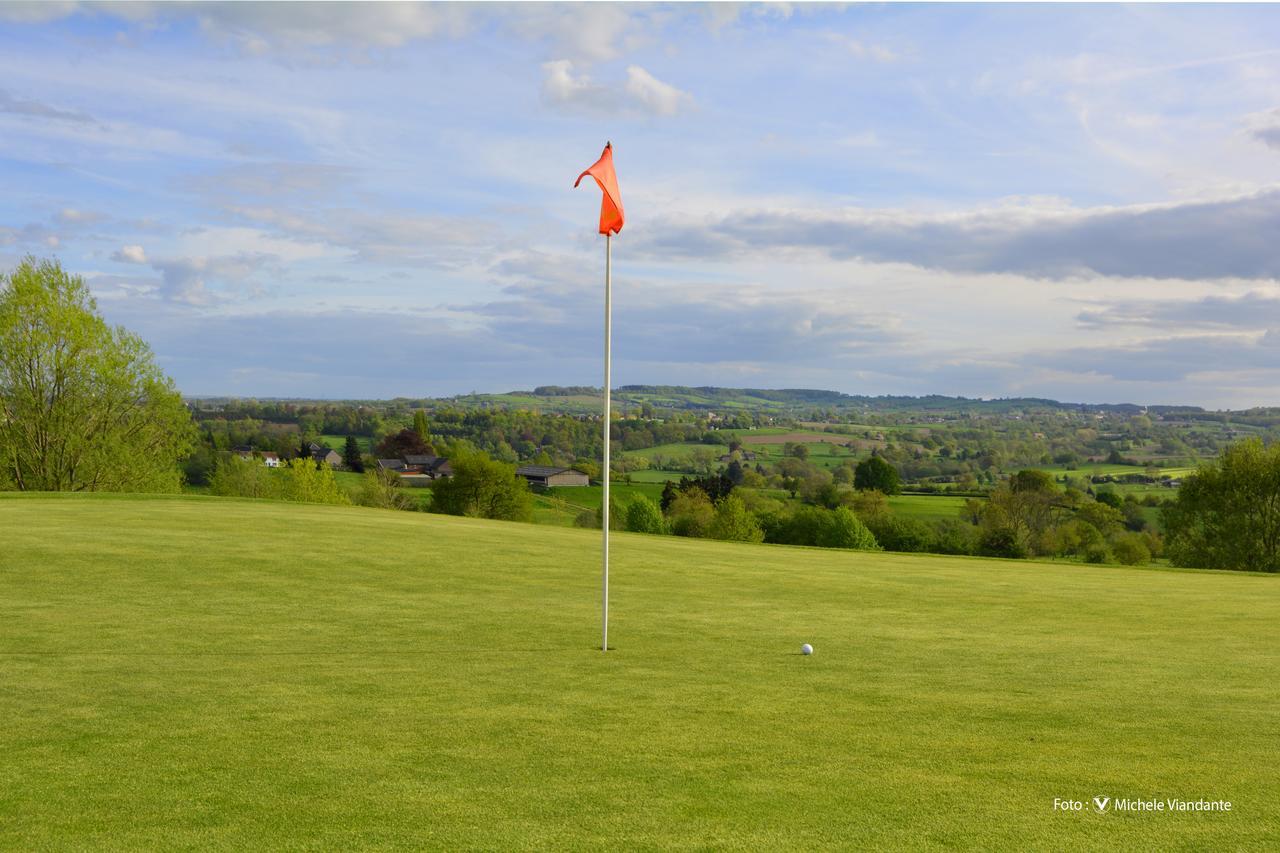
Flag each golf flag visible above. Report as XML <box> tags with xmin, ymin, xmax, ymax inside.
<box><xmin>575</xmin><ymin>142</ymin><xmax>625</xmax><ymax>235</ymax></box>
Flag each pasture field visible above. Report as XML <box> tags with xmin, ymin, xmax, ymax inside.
<box><xmin>319</xmin><ymin>434</ymin><xmax>371</xmax><ymax>454</ymax></box>
<box><xmin>887</xmin><ymin>494</ymin><xmax>972</xmax><ymax>522</ymax></box>
<box><xmin>1</xmin><ymin>493</ymin><xmax>1276</xmax><ymax>849</ymax></box>
<box><xmin>550</xmin><ymin>482</ymin><xmax>668</xmax><ymax>512</ymax></box>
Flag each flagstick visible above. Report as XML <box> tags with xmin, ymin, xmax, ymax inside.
<box><xmin>601</xmin><ymin>233</ymin><xmax>613</xmax><ymax>652</ymax></box>
<box><xmin>601</xmin><ymin>232</ymin><xmax>612</xmax><ymax>652</ymax></box>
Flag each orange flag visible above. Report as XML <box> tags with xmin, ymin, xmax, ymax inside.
<box><xmin>575</xmin><ymin>142</ymin><xmax>624</xmax><ymax>235</ymax></box>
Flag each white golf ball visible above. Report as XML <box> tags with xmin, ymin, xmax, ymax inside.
<box><xmin>801</xmin><ymin>643</ymin><xmax>814</xmax><ymax>656</ymax></box>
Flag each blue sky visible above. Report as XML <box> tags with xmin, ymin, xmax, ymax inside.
<box><xmin>3</xmin><ymin>2</ymin><xmax>1280</xmax><ymax>406</ymax></box>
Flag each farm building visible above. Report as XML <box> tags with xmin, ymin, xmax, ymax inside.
<box><xmin>403</xmin><ymin>455</ymin><xmax>453</xmax><ymax>479</ymax></box>
<box><xmin>307</xmin><ymin>442</ymin><xmax>342</xmax><ymax>468</ymax></box>
<box><xmin>378</xmin><ymin>455</ymin><xmax>452</xmax><ymax>485</ymax></box>
<box><xmin>516</xmin><ymin>466</ymin><xmax>590</xmax><ymax>488</ymax></box>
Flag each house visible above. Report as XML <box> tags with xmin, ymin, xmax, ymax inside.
<box><xmin>718</xmin><ymin>450</ymin><xmax>758</xmax><ymax>464</ymax></box>
<box><xmin>516</xmin><ymin>465</ymin><xmax>590</xmax><ymax>488</ymax></box>
<box><xmin>233</xmin><ymin>446</ymin><xmax>281</xmax><ymax>468</ymax></box>
<box><xmin>308</xmin><ymin>442</ymin><xmax>342</xmax><ymax>468</ymax></box>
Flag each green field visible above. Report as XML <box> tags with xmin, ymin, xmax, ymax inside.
<box><xmin>887</xmin><ymin>494</ymin><xmax>971</xmax><ymax>521</ymax></box>
<box><xmin>2</xmin><ymin>494</ymin><xmax>1276</xmax><ymax>848</ymax></box>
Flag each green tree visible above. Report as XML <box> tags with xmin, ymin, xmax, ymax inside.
<box><xmin>707</xmin><ymin>494</ymin><xmax>764</xmax><ymax>543</ymax></box>
<box><xmin>356</xmin><ymin>466</ymin><xmax>414</xmax><ymax>511</ymax></box>
<box><xmin>413</xmin><ymin>410</ymin><xmax>431</xmax><ymax>443</ymax></box>
<box><xmin>278</xmin><ymin>458</ymin><xmax>350</xmax><ymax>505</ymax></box>
<box><xmin>818</xmin><ymin>507</ymin><xmax>879</xmax><ymax>550</ymax></box>
<box><xmin>0</xmin><ymin>257</ymin><xmax>193</xmax><ymax>492</ymax></box>
<box><xmin>981</xmin><ymin>470</ymin><xmax>1062</xmax><ymax>555</ymax></box>
<box><xmin>1164</xmin><ymin>439</ymin><xmax>1280</xmax><ymax>572</ymax></box>
<box><xmin>625</xmin><ymin>495</ymin><xmax>667</xmax><ymax>534</ymax></box>
<box><xmin>667</xmin><ymin>487</ymin><xmax>714</xmax><ymax>537</ymax></box>
<box><xmin>854</xmin><ymin>456</ymin><xmax>901</xmax><ymax>495</ymax></box>
<box><xmin>209</xmin><ymin>455</ymin><xmax>276</xmax><ymax>499</ymax></box>
<box><xmin>1111</xmin><ymin>532</ymin><xmax>1152</xmax><ymax>566</ymax></box>
<box><xmin>429</xmin><ymin>450</ymin><xmax>532</xmax><ymax>521</ymax></box>
<box><xmin>343</xmin><ymin>435</ymin><xmax>365</xmax><ymax>472</ymax></box>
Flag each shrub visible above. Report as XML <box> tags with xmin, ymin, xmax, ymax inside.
<box><xmin>624</xmin><ymin>495</ymin><xmax>667</xmax><ymax>534</ymax></box>
<box><xmin>1111</xmin><ymin>533</ymin><xmax>1152</xmax><ymax>566</ymax></box>
<box><xmin>707</xmin><ymin>494</ymin><xmax>764</xmax><ymax>543</ymax></box>
<box><xmin>667</xmin><ymin>488</ymin><xmax>714</xmax><ymax>538</ymax></box>
<box><xmin>356</xmin><ymin>467</ymin><xmax>415</xmax><ymax>511</ymax></box>
<box><xmin>867</xmin><ymin>515</ymin><xmax>934</xmax><ymax>553</ymax></box>
<box><xmin>210</xmin><ymin>455</ymin><xmax>277</xmax><ymax>499</ymax></box>
<box><xmin>978</xmin><ymin>528</ymin><xmax>1027</xmax><ymax>559</ymax></box>
<box><xmin>932</xmin><ymin>519</ymin><xmax>978</xmax><ymax>555</ymax></box>
<box><xmin>817</xmin><ymin>507</ymin><xmax>879</xmax><ymax>550</ymax></box>
<box><xmin>278</xmin><ymin>458</ymin><xmax>350</xmax><ymax>506</ymax></box>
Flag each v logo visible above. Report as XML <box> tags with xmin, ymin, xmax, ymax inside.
<box><xmin>1093</xmin><ymin>797</ymin><xmax>1111</xmax><ymax>813</ymax></box>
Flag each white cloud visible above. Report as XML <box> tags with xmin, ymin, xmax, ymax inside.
<box><xmin>540</xmin><ymin>60</ymin><xmax>619</xmax><ymax>113</ymax></box>
<box><xmin>541</xmin><ymin>60</ymin><xmax>692</xmax><ymax>117</ymax></box>
<box><xmin>112</xmin><ymin>245</ymin><xmax>148</xmax><ymax>264</ymax></box>
<box><xmin>624</xmin><ymin>66</ymin><xmax>692</xmax><ymax>117</ymax></box>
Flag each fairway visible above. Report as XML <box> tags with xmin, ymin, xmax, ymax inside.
<box><xmin>1</xmin><ymin>494</ymin><xmax>1276</xmax><ymax>849</ymax></box>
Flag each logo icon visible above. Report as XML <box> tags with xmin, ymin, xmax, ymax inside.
<box><xmin>1093</xmin><ymin>797</ymin><xmax>1111</xmax><ymax>814</ymax></box>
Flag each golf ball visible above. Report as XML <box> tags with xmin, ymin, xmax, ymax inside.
<box><xmin>801</xmin><ymin>643</ymin><xmax>814</xmax><ymax>656</ymax></box>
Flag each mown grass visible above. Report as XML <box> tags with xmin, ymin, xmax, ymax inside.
<box><xmin>1</xmin><ymin>493</ymin><xmax>1276</xmax><ymax>849</ymax></box>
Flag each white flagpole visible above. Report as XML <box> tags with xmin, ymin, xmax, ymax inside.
<box><xmin>601</xmin><ymin>232</ymin><xmax>612</xmax><ymax>652</ymax></box>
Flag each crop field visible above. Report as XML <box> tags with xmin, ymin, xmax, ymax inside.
<box><xmin>2</xmin><ymin>493</ymin><xmax>1276</xmax><ymax>849</ymax></box>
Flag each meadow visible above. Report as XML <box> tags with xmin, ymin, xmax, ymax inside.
<box><xmin>2</xmin><ymin>493</ymin><xmax>1275</xmax><ymax>849</ymax></box>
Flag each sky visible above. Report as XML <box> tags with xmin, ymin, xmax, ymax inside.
<box><xmin>3</xmin><ymin>2</ymin><xmax>1280</xmax><ymax>407</ymax></box>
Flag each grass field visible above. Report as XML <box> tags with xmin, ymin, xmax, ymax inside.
<box><xmin>1</xmin><ymin>493</ymin><xmax>1276</xmax><ymax>849</ymax></box>
<box><xmin>887</xmin><ymin>494</ymin><xmax>971</xmax><ymax>521</ymax></box>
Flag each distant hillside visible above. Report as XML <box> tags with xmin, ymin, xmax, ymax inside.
<box><xmin>442</xmin><ymin>386</ymin><xmax>1210</xmax><ymax>416</ymax></box>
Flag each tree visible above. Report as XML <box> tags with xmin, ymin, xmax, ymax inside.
<box><xmin>854</xmin><ymin>456</ymin><xmax>901</xmax><ymax>495</ymax></box>
<box><xmin>209</xmin><ymin>455</ymin><xmax>276</xmax><ymax>499</ymax></box>
<box><xmin>625</xmin><ymin>495</ymin><xmax>667</xmax><ymax>534</ymax></box>
<box><xmin>343</xmin><ymin>435</ymin><xmax>365</xmax><ymax>472</ymax></box>
<box><xmin>818</xmin><ymin>508</ymin><xmax>879</xmax><ymax>550</ymax></box>
<box><xmin>413</xmin><ymin>410</ymin><xmax>431</xmax><ymax>443</ymax></box>
<box><xmin>278</xmin><ymin>458</ymin><xmax>350</xmax><ymax>505</ymax></box>
<box><xmin>429</xmin><ymin>450</ymin><xmax>532</xmax><ymax>521</ymax></box>
<box><xmin>980</xmin><ymin>469</ymin><xmax>1062</xmax><ymax>555</ymax></box>
<box><xmin>1164</xmin><ymin>439</ymin><xmax>1280</xmax><ymax>572</ymax></box>
<box><xmin>708</xmin><ymin>494</ymin><xmax>764</xmax><ymax>543</ymax></box>
<box><xmin>0</xmin><ymin>257</ymin><xmax>193</xmax><ymax>492</ymax></box>
<box><xmin>375</xmin><ymin>428</ymin><xmax>431</xmax><ymax>459</ymax></box>
<box><xmin>667</xmin><ymin>488</ymin><xmax>714</xmax><ymax>538</ymax></box>
<box><xmin>356</xmin><ymin>466</ymin><xmax>414</xmax><ymax>511</ymax></box>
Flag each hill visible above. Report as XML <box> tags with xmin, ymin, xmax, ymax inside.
<box><xmin>2</xmin><ymin>494</ymin><xmax>1276</xmax><ymax>848</ymax></box>
<box><xmin>396</xmin><ymin>386</ymin><xmax>1214</xmax><ymax>416</ymax></box>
